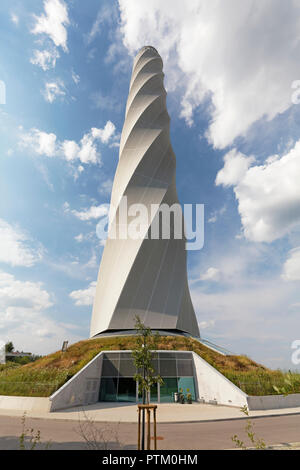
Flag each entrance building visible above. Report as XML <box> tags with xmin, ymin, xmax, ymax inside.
<box><xmin>99</xmin><ymin>351</ymin><xmax>196</xmax><ymax>403</ymax></box>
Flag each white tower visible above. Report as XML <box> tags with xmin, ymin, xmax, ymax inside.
<box><xmin>90</xmin><ymin>46</ymin><xmax>200</xmax><ymax>338</ymax></box>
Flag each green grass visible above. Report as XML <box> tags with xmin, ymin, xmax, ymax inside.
<box><xmin>0</xmin><ymin>336</ymin><xmax>299</xmax><ymax>397</ymax></box>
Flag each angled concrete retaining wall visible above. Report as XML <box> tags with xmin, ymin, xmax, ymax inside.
<box><xmin>192</xmin><ymin>352</ymin><xmax>248</xmax><ymax>408</ymax></box>
<box><xmin>49</xmin><ymin>352</ymin><xmax>104</xmax><ymax>411</ymax></box>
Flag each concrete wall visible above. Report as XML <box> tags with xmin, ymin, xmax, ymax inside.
<box><xmin>247</xmin><ymin>393</ymin><xmax>300</xmax><ymax>410</ymax></box>
<box><xmin>192</xmin><ymin>352</ymin><xmax>248</xmax><ymax>408</ymax></box>
<box><xmin>0</xmin><ymin>396</ymin><xmax>50</xmax><ymax>412</ymax></box>
<box><xmin>49</xmin><ymin>352</ymin><xmax>103</xmax><ymax>411</ymax></box>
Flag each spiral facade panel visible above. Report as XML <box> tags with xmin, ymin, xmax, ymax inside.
<box><xmin>90</xmin><ymin>46</ymin><xmax>200</xmax><ymax>338</ymax></box>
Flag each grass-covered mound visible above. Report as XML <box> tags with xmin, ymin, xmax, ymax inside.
<box><xmin>0</xmin><ymin>336</ymin><xmax>299</xmax><ymax>397</ymax></box>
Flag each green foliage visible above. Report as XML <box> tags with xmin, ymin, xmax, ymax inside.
<box><xmin>227</xmin><ymin>369</ymin><xmax>300</xmax><ymax>396</ymax></box>
<box><xmin>5</xmin><ymin>341</ymin><xmax>14</xmax><ymax>353</ymax></box>
<box><xmin>0</xmin><ymin>361</ymin><xmax>20</xmax><ymax>372</ymax></box>
<box><xmin>131</xmin><ymin>316</ymin><xmax>163</xmax><ymax>402</ymax></box>
<box><xmin>0</xmin><ymin>368</ymin><xmax>70</xmax><ymax>397</ymax></box>
<box><xmin>272</xmin><ymin>371</ymin><xmax>299</xmax><ymax>396</ymax></box>
<box><xmin>19</xmin><ymin>413</ymin><xmax>51</xmax><ymax>450</ymax></box>
<box><xmin>232</xmin><ymin>405</ymin><xmax>266</xmax><ymax>450</ymax></box>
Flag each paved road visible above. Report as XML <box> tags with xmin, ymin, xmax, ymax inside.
<box><xmin>1</xmin><ymin>414</ymin><xmax>300</xmax><ymax>450</ymax></box>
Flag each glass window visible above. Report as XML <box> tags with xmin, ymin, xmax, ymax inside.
<box><xmin>160</xmin><ymin>378</ymin><xmax>178</xmax><ymax>403</ymax></box>
<box><xmin>177</xmin><ymin>360</ymin><xmax>194</xmax><ymax>377</ymax></box>
<box><xmin>102</xmin><ymin>359</ymin><xmax>119</xmax><ymax>377</ymax></box>
<box><xmin>99</xmin><ymin>377</ymin><xmax>118</xmax><ymax>401</ymax></box>
<box><xmin>150</xmin><ymin>383</ymin><xmax>158</xmax><ymax>403</ymax></box>
<box><xmin>119</xmin><ymin>359</ymin><xmax>136</xmax><ymax>377</ymax></box>
<box><xmin>117</xmin><ymin>378</ymin><xmax>137</xmax><ymax>402</ymax></box>
<box><xmin>160</xmin><ymin>359</ymin><xmax>177</xmax><ymax>376</ymax></box>
<box><xmin>178</xmin><ymin>377</ymin><xmax>196</xmax><ymax>400</ymax></box>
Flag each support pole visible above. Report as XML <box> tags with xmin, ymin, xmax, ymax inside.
<box><xmin>147</xmin><ymin>408</ymin><xmax>151</xmax><ymax>450</ymax></box>
<box><xmin>153</xmin><ymin>407</ymin><xmax>157</xmax><ymax>450</ymax></box>
<box><xmin>138</xmin><ymin>407</ymin><xmax>141</xmax><ymax>450</ymax></box>
<box><xmin>137</xmin><ymin>405</ymin><xmax>157</xmax><ymax>451</ymax></box>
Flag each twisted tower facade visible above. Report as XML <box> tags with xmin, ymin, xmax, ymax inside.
<box><xmin>90</xmin><ymin>46</ymin><xmax>200</xmax><ymax>338</ymax></box>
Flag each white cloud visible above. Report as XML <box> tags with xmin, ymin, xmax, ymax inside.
<box><xmin>198</xmin><ymin>319</ymin><xmax>215</xmax><ymax>330</ymax></box>
<box><xmin>0</xmin><ymin>219</ymin><xmax>41</xmax><ymax>267</ymax></box>
<box><xmin>86</xmin><ymin>4</ymin><xmax>114</xmax><ymax>45</ymax></box>
<box><xmin>216</xmin><ymin>140</ymin><xmax>300</xmax><ymax>242</ymax></box>
<box><xmin>74</xmin><ymin>233</ymin><xmax>84</xmax><ymax>243</ymax></box>
<box><xmin>30</xmin><ymin>48</ymin><xmax>60</xmax><ymax>71</ymax></box>
<box><xmin>68</xmin><ymin>204</ymin><xmax>109</xmax><ymax>221</ymax></box>
<box><xmin>215</xmin><ymin>150</ymin><xmax>255</xmax><ymax>187</ymax></box>
<box><xmin>43</xmin><ymin>79</ymin><xmax>66</xmax><ymax>103</ymax></box>
<box><xmin>61</xmin><ymin>140</ymin><xmax>80</xmax><ymax>161</ymax></box>
<box><xmin>72</xmin><ymin>70</ymin><xmax>80</xmax><ymax>85</ymax></box>
<box><xmin>199</xmin><ymin>267</ymin><xmax>220</xmax><ymax>282</ymax></box>
<box><xmin>99</xmin><ymin>179</ymin><xmax>113</xmax><ymax>196</ymax></box>
<box><xmin>208</xmin><ymin>205</ymin><xmax>226</xmax><ymax>224</ymax></box>
<box><xmin>20</xmin><ymin>121</ymin><xmax>116</xmax><ymax>165</ymax></box>
<box><xmin>118</xmin><ymin>0</ymin><xmax>300</xmax><ymax>148</ymax></box>
<box><xmin>10</xmin><ymin>13</ymin><xmax>19</xmax><ymax>25</ymax></box>
<box><xmin>74</xmin><ymin>232</ymin><xmax>95</xmax><ymax>243</ymax></box>
<box><xmin>31</xmin><ymin>0</ymin><xmax>70</xmax><ymax>52</ymax></box>
<box><xmin>69</xmin><ymin>281</ymin><xmax>96</xmax><ymax>306</ymax></box>
<box><xmin>91</xmin><ymin>121</ymin><xmax>116</xmax><ymax>144</ymax></box>
<box><xmin>190</xmin><ymin>242</ymin><xmax>300</xmax><ymax>368</ymax></box>
<box><xmin>20</xmin><ymin>128</ymin><xmax>57</xmax><ymax>157</ymax></box>
<box><xmin>0</xmin><ymin>271</ymin><xmax>52</xmax><ymax>312</ymax></box>
<box><xmin>282</xmin><ymin>248</ymin><xmax>300</xmax><ymax>281</ymax></box>
<box><xmin>0</xmin><ymin>270</ymin><xmax>83</xmax><ymax>355</ymax></box>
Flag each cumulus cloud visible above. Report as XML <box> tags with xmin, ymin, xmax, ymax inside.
<box><xmin>0</xmin><ymin>219</ymin><xmax>42</xmax><ymax>267</ymax></box>
<box><xmin>43</xmin><ymin>79</ymin><xmax>66</xmax><ymax>103</ymax></box>
<box><xmin>69</xmin><ymin>281</ymin><xmax>96</xmax><ymax>306</ymax></box>
<box><xmin>0</xmin><ymin>270</ymin><xmax>82</xmax><ymax>354</ymax></box>
<box><xmin>31</xmin><ymin>0</ymin><xmax>69</xmax><ymax>51</ymax></box>
<box><xmin>118</xmin><ymin>0</ymin><xmax>300</xmax><ymax>148</ymax></box>
<box><xmin>19</xmin><ymin>121</ymin><xmax>116</xmax><ymax>165</ymax></box>
<box><xmin>30</xmin><ymin>0</ymin><xmax>69</xmax><ymax>71</ymax></box>
<box><xmin>0</xmin><ymin>271</ymin><xmax>52</xmax><ymax>312</ymax></box>
<box><xmin>215</xmin><ymin>150</ymin><xmax>255</xmax><ymax>187</ymax></box>
<box><xmin>216</xmin><ymin>140</ymin><xmax>300</xmax><ymax>242</ymax></box>
<box><xmin>65</xmin><ymin>203</ymin><xmax>109</xmax><ymax>221</ymax></box>
<box><xmin>20</xmin><ymin>128</ymin><xmax>57</xmax><ymax>157</ymax></box>
<box><xmin>282</xmin><ymin>248</ymin><xmax>300</xmax><ymax>281</ymax></box>
<box><xmin>91</xmin><ymin>121</ymin><xmax>116</xmax><ymax>144</ymax></box>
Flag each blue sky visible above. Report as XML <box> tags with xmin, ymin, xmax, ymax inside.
<box><xmin>1</xmin><ymin>0</ymin><xmax>300</xmax><ymax>370</ymax></box>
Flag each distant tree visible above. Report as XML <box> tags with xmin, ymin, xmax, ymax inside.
<box><xmin>5</xmin><ymin>342</ymin><xmax>14</xmax><ymax>353</ymax></box>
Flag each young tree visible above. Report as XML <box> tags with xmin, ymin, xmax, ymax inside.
<box><xmin>131</xmin><ymin>316</ymin><xmax>163</xmax><ymax>450</ymax></box>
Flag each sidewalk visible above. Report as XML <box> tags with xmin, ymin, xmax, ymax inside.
<box><xmin>1</xmin><ymin>402</ymin><xmax>300</xmax><ymax>423</ymax></box>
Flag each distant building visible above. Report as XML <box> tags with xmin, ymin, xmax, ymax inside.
<box><xmin>5</xmin><ymin>351</ymin><xmax>32</xmax><ymax>358</ymax></box>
